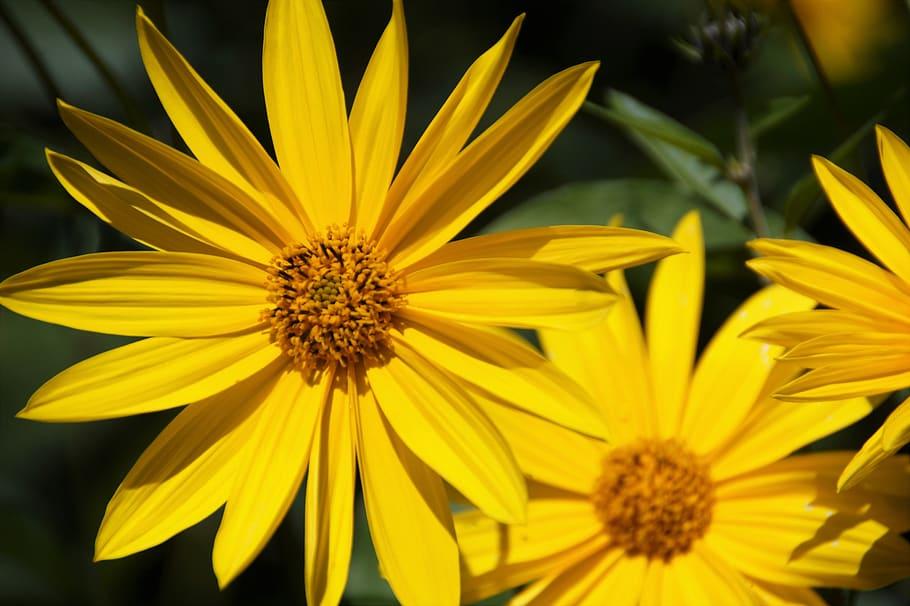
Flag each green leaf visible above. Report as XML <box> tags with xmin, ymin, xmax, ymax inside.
<box><xmin>595</xmin><ymin>92</ymin><xmax>748</xmax><ymax>221</ymax></box>
<box><xmin>750</xmin><ymin>95</ymin><xmax>810</xmax><ymax>139</ymax></box>
<box><xmin>590</xmin><ymin>91</ymin><xmax>726</xmax><ymax>169</ymax></box>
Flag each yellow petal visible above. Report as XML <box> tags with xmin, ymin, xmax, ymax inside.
<box><xmin>521</xmin><ymin>550</ymin><xmax>643</xmax><ymax>606</ymax></box>
<box><xmin>95</xmin><ymin>363</ymin><xmax>281</xmax><ymax>560</ymax></box>
<box><xmin>780</xmin><ymin>331</ymin><xmax>910</xmax><ymax>366</ymax></box>
<box><xmin>213</xmin><ymin>367</ymin><xmax>330</xmax><ymax>587</ymax></box>
<box><xmin>656</xmin><ymin>546</ymin><xmax>762</xmax><ymax>605</ymax></box>
<box><xmin>839</xmin><ymin>422</ymin><xmax>903</xmax><ymax>492</ymax></box>
<box><xmin>0</xmin><ymin>252</ymin><xmax>266</xmax><ymax>337</ymax></box>
<box><xmin>350</xmin><ymin>0</ymin><xmax>407</xmax><ymax>233</ymax></box>
<box><xmin>365</xmin><ymin>342</ymin><xmax>526</xmax><ymax>523</ymax></box>
<box><xmin>58</xmin><ymin>101</ymin><xmax>287</xmax><ymax>263</ymax></box>
<box><xmin>540</xmin><ymin>270</ymin><xmax>655</xmax><ymax>443</ymax></box>
<box><xmin>813</xmin><ymin>155</ymin><xmax>910</xmax><ymax>282</ymax></box>
<box><xmin>135</xmin><ymin>8</ymin><xmax>307</xmax><ymax>234</ymax></box>
<box><xmin>468</xmin><ymin>387</ymin><xmax>605</xmax><ymax>494</ymax></box>
<box><xmin>383</xmin><ymin>62</ymin><xmax>599</xmax><ymax>267</ymax></box>
<box><xmin>47</xmin><ymin>150</ymin><xmax>229</xmax><ymax>258</ymax></box>
<box><xmin>396</xmin><ymin>310</ymin><xmax>606</xmax><ymax>437</ymax></box>
<box><xmin>646</xmin><ymin>210</ymin><xmax>704</xmax><ymax>437</ymax></box>
<box><xmin>305</xmin><ymin>372</ymin><xmax>356</xmax><ymax>606</ymax></box>
<box><xmin>403</xmin><ymin>258</ymin><xmax>616</xmax><ymax>330</ymax></box>
<box><xmin>877</xmin><ymin>125</ymin><xmax>910</xmax><ymax>227</ymax></box>
<box><xmin>748</xmin><ymin>239</ymin><xmax>910</xmax><ymax>324</ymax></box>
<box><xmin>882</xmin><ymin>395</ymin><xmax>910</xmax><ymax>451</ymax></box>
<box><xmin>680</xmin><ymin>286</ymin><xmax>814</xmax><ymax>454</ymax></box>
<box><xmin>19</xmin><ymin>330</ymin><xmax>279</xmax><ymax>422</ymax></box>
<box><xmin>353</xmin><ymin>378</ymin><xmax>459</xmax><ymax>606</ymax></box>
<box><xmin>744</xmin><ymin>309</ymin><xmax>892</xmax><ymax>348</ymax></box>
<box><xmin>405</xmin><ymin>225</ymin><xmax>683</xmax><ymax>274</ymax></box>
<box><xmin>775</xmin><ymin>356</ymin><xmax>910</xmax><ymax>401</ymax></box>
<box><xmin>747</xmin><ymin>581</ymin><xmax>826</xmax><ymax>606</ymax></box>
<box><xmin>377</xmin><ymin>15</ymin><xmax>523</xmax><ymax>235</ymax></box>
<box><xmin>263</xmin><ymin>0</ymin><xmax>352</xmax><ymax>228</ymax></box>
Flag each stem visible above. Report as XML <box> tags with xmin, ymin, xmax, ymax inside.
<box><xmin>0</xmin><ymin>1</ymin><xmax>60</xmax><ymax>110</ymax></box>
<box><xmin>730</xmin><ymin>70</ymin><xmax>770</xmax><ymax>239</ymax></box>
<box><xmin>38</xmin><ymin>0</ymin><xmax>150</xmax><ymax>133</ymax></box>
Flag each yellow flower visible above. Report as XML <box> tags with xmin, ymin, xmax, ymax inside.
<box><xmin>0</xmin><ymin>2</ymin><xmax>682</xmax><ymax>603</ymax></box>
<box><xmin>748</xmin><ymin>126</ymin><xmax>910</xmax><ymax>492</ymax></box>
<box><xmin>455</xmin><ymin>211</ymin><xmax>910</xmax><ymax>605</ymax></box>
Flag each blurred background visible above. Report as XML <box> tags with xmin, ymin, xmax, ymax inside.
<box><xmin>2</xmin><ymin>0</ymin><xmax>910</xmax><ymax>604</ymax></box>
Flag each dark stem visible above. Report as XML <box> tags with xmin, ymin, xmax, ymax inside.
<box><xmin>38</xmin><ymin>0</ymin><xmax>150</xmax><ymax>133</ymax></box>
<box><xmin>0</xmin><ymin>1</ymin><xmax>61</xmax><ymax>110</ymax></box>
<box><xmin>730</xmin><ymin>70</ymin><xmax>770</xmax><ymax>239</ymax></box>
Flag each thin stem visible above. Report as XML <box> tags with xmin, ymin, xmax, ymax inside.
<box><xmin>38</xmin><ymin>0</ymin><xmax>150</xmax><ymax>133</ymax></box>
<box><xmin>730</xmin><ymin>70</ymin><xmax>770</xmax><ymax>239</ymax></box>
<box><xmin>782</xmin><ymin>0</ymin><xmax>847</xmax><ymax>131</ymax></box>
<box><xmin>0</xmin><ymin>1</ymin><xmax>60</xmax><ymax>110</ymax></box>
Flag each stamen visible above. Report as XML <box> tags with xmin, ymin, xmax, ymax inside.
<box><xmin>592</xmin><ymin>439</ymin><xmax>714</xmax><ymax>561</ymax></box>
<box><xmin>263</xmin><ymin>225</ymin><xmax>405</xmax><ymax>369</ymax></box>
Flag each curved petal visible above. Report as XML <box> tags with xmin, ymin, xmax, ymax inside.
<box><xmin>213</xmin><ymin>367</ymin><xmax>330</xmax><ymax>587</ymax></box>
<box><xmin>354</xmin><ymin>377</ymin><xmax>459</xmax><ymax>606</ymax></box>
<box><xmin>839</xmin><ymin>421</ymin><xmax>904</xmax><ymax>492</ymax></box>
<box><xmin>652</xmin><ymin>546</ymin><xmax>761</xmax><ymax>605</ymax></box>
<box><xmin>814</xmin><ymin>155</ymin><xmax>910</xmax><ymax>282</ymax></box>
<box><xmin>680</xmin><ymin>286</ymin><xmax>814</xmax><ymax>454</ymax></box>
<box><xmin>743</xmin><ymin>309</ymin><xmax>889</xmax><ymax>348</ymax></box>
<box><xmin>263</xmin><ymin>0</ymin><xmax>352</xmax><ymax>228</ymax></box>
<box><xmin>775</xmin><ymin>356</ymin><xmax>910</xmax><ymax>401</ymax></box>
<box><xmin>780</xmin><ymin>332</ymin><xmax>910</xmax><ymax>366</ymax></box>
<box><xmin>646</xmin><ymin>210</ymin><xmax>704</xmax><ymax>437</ymax></box>
<box><xmin>365</xmin><ymin>343</ymin><xmax>526</xmax><ymax>524</ymax></box>
<box><xmin>59</xmin><ymin>102</ymin><xmax>287</xmax><ymax>263</ymax></box>
<box><xmin>403</xmin><ymin>258</ymin><xmax>616</xmax><ymax>330</ymax></box>
<box><xmin>877</xmin><ymin>125</ymin><xmax>910</xmax><ymax>228</ymax></box>
<box><xmin>376</xmin><ymin>15</ymin><xmax>523</xmax><ymax>236</ymax></box>
<box><xmin>383</xmin><ymin>62</ymin><xmax>599</xmax><ymax>267</ymax></box>
<box><xmin>540</xmin><ymin>270</ymin><xmax>654</xmax><ymax>443</ymax></box>
<box><xmin>95</xmin><ymin>362</ymin><xmax>282</xmax><ymax>560</ymax></box>
<box><xmin>19</xmin><ymin>330</ymin><xmax>280</xmax><ymax>422</ymax></box>
<box><xmin>135</xmin><ymin>8</ymin><xmax>307</xmax><ymax>234</ymax></box>
<box><xmin>305</xmin><ymin>372</ymin><xmax>356</xmax><ymax>606</ymax></box>
<box><xmin>748</xmin><ymin>239</ymin><xmax>910</xmax><ymax>325</ymax></box>
<box><xmin>405</xmin><ymin>226</ymin><xmax>683</xmax><ymax>274</ymax></box>
<box><xmin>395</xmin><ymin>311</ymin><xmax>606</xmax><ymax>437</ymax></box>
<box><xmin>0</xmin><ymin>252</ymin><xmax>266</xmax><ymax>337</ymax></box>
<box><xmin>350</xmin><ymin>0</ymin><xmax>408</xmax><ymax>232</ymax></box>
<box><xmin>521</xmin><ymin>550</ymin><xmax>644</xmax><ymax>606</ymax></box>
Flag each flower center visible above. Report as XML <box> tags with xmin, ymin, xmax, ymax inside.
<box><xmin>263</xmin><ymin>225</ymin><xmax>405</xmax><ymax>369</ymax></box>
<box><xmin>591</xmin><ymin>438</ymin><xmax>714</xmax><ymax>561</ymax></box>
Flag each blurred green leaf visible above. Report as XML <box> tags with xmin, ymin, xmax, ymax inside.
<box><xmin>750</xmin><ymin>95</ymin><xmax>810</xmax><ymax>139</ymax></box>
<box><xmin>590</xmin><ymin>91</ymin><xmax>726</xmax><ymax>169</ymax></box>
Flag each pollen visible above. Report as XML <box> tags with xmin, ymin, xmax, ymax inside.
<box><xmin>263</xmin><ymin>225</ymin><xmax>406</xmax><ymax>369</ymax></box>
<box><xmin>591</xmin><ymin>439</ymin><xmax>714</xmax><ymax>561</ymax></box>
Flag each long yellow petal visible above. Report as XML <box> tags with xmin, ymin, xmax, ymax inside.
<box><xmin>748</xmin><ymin>239</ymin><xmax>910</xmax><ymax>324</ymax></box>
<box><xmin>59</xmin><ymin>102</ymin><xmax>288</xmax><ymax>262</ymax></box>
<box><xmin>540</xmin><ymin>270</ymin><xmax>655</xmax><ymax>443</ymax></box>
<box><xmin>376</xmin><ymin>15</ymin><xmax>523</xmax><ymax>235</ymax></box>
<box><xmin>403</xmin><ymin>258</ymin><xmax>615</xmax><ymax>330</ymax></box>
<box><xmin>0</xmin><ymin>252</ymin><xmax>266</xmax><ymax>337</ymax></box>
<box><xmin>780</xmin><ymin>331</ymin><xmax>910</xmax><ymax>366</ymax></box>
<box><xmin>47</xmin><ymin>150</ymin><xmax>231</xmax><ymax>258</ymax></box>
<box><xmin>657</xmin><ymin>546</ymin><xmax>761</xmax><ymax>605</ymax></box>
<box><xmin>839</xmin><ymin>414</ymin><xmax>910</xmax><ymax>492</ymax></box>
<box><xmin>744</xmin><ymin>309</ymin><xmax>892</xmax><ymax>348</ymax></box>
<box><xmin>350</xmin><ymin>0</ymin><xmax>407</xmax><ymax>233</ymax></box>
<box><xmin>646</xmin><ymin>210</ymin><xmax>704</xmax><ymax>437</ymax></box>
<box><xmin>366</xmin><ymin>343</ymin><xmax>526</xmax><ymax>523</ymax></box>
<box><xmin>814</xmin><ymin>155</ymin><xmax>910</xmax><ymax>282</ymax></box>
<box><xmin>396</xmin><ymin>311</ymin><xmax>607</xmax><ymax>437</ymax></box>
<box><xmin>263</xmin><ymin>0</ymin><xmax>352</xmax><ymax>228</ymax></box>
<box><xmin>95</xmin><ymin>363</ymin><xmax>282</xmax><ymax>560</ymax></box>
<box><xmin>877</xmin><ymin>125</ymin><xmax>910</xmax><ymax>226</ymax></box>
<box><xmin>383</xmin><ymin>62</ymin><xmax>599</xmax><ymax>267</ymax></box>
<box><xmin>748</xmin><ymin>581</ymin><xmax>826</xmax><ymax>606</ymax></box>
<box><xmin>775</xmin><ymin>356</ymin><xmax>910</xmax><ymax>401</ymax></box>
<box><xmin>135</xmin><ymin>8</ymin><xmax>307</xmax><ymax>234</ymax></box>
<box><xmin>521</xmin><ymin>550</ymin><xmax>640</xmax><ymax>606</ymax></box>
<box><xmin>213</xmin><ymin>367</ymin><xmax>330</xmax><ymax>587</ymax></box>
<box><xmin>304</xmin><ymin>372</ymin><xmax>356</xmax><ymax>606</ymax></box>
<box><xmin>354</xmin><ymin>378</ymin><xmax>459</xmax><ymax>606</ymax></box>
<box><xmin>19</xmin><ymin>330</ymin><xmax>279</xmax><ymax>422</ymax></box>
<box><xmin>680</xmin><ymin>286</ymin><xmax>814</xmax><ymax>454</ymax></box>
<box><xmin>465</xmin><ymin>386</ymin><xmax>605</xmax><ymax>494</ymax></box>
<box><xmin>404</xmin><ymin>225</ymin><xmax>683</xmax><ymax>274</ymax></box>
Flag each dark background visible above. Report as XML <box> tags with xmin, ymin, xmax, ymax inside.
<box><xmin>2</xmin><ymin>0</ymin><xmax>910</xmax><ymax>604</ymax></box>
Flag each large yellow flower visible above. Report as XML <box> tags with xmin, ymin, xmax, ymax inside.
<box><xmin>455</xmin><ymin>212</ymin><xmax>910</xmax><ymax>605</ymax></box>
<box><xmin>0</xmin><ymin>2</ymin><xmax>681</xmax><ymax>603</ymax></box>
<box><xmin>748</xmin><ymin>127</ymin><xmax>910</xmax><ymax>491</ymax></box>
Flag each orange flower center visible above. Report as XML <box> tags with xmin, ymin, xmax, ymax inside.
<box><xmin>592</xmin><ymin>438</ymin><xmax>714</xmax><ymax>561</ymax></box>
<box><xmin>263</xmin><ymin>224</ymin><xmax>405</xmax><ymax>369</ymax></box>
